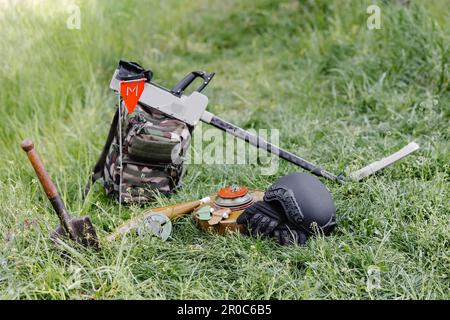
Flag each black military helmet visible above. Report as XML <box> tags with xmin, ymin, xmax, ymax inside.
<box><xmin>237</xmin><ymin>172</ymin><xmax>337</xmax><ymax>245</ymax></box>
<box><xmin>263</xmin><ymin>172</ymin><xmax>336</xmax><ymax>235</ymax></box>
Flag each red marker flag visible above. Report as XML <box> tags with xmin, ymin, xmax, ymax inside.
<box><xmin>120</xmin><ymin>79</ymin><xmax>145</xmax><ymax>113</ymax></box>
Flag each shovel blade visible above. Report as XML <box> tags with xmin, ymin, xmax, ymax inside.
<box><xmin>52</xmin><ymin>216</ymin><xmax>100</xmax><ymax>250</ymax></box>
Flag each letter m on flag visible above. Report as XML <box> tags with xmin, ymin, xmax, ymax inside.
<box><xmin>120</xmin><ymin>80</ymin><xmax>145</xmax><ymax>113</ymax></box>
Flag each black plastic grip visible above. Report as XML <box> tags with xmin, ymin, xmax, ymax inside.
<box><xmin>171</xmin><ymin>71</ymin><xmax>215</xmax><ymax>96</ymax></box>
<box><xmin>116</xmin><ymin>60</ymin><xmax>153</xmax><ymax>82</ymax></box>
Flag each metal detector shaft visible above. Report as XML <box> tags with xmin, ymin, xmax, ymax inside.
<box><xmin>21</xmin><ymin>139</ymin><xmax>78</xmax><ymax>241</ymax></box>
<box><xmin>201</xmin><ymin>112</ymin><xmax>343</xmax><ymax>183</ymax></box>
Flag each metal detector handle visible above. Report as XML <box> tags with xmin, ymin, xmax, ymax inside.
<box><xmin>171</xmin><ymin>71</ymin><xmax>215</xmax><ymax>96</ymax></box>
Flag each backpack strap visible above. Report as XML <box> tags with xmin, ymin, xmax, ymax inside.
<box><xmin>83</xmin><ymin>109</ymin><xmax>119</xmax><ymax>198</ymax></box>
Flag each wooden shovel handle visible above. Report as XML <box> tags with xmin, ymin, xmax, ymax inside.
<box><xmin>21</xmin><ymin>139</ymin><xmax>77</xmax><ymax>241</ymax></box>
<box><xmin>21</xmin><ymin>139</ymin><xmax>59</xmax><ymax>199</ymax></box>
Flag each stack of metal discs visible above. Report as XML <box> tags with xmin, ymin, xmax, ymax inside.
<box><xmin>214</xmin><ymin>185</ymin><xmax>255</xmax><ymax>211</ymax></box>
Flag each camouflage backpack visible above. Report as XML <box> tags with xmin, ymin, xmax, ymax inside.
<box><xmin>85</xmin><ymin>62</ymin><xmax>192</xmax><ymax>204</ymax></box>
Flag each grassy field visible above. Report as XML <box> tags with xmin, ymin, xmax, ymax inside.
<box><xmin>0</xmin><ymin>0</ymin><xmax>448</xmax><ymax>299</ymax></box>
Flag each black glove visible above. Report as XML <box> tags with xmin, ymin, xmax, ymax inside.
<box><xmin>237</xmin><ymin>201</ymin><xmax>283</xmax><ymax>237</ymax></box>
<box><xmin>238</xmin><ymin>201</ymin><xmax>310</xmax><ymax>246</ymax></box>
<box><xmin>272</xmin><ymin>225</ymin><xmax>308</xmax><ymax>246</ymax></box>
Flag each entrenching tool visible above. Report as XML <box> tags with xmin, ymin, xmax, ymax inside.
<box><xmin>109</xmin><ymin>60</ymin><xmax>419</xmax><ymax>183</ymax></box>
<box><xmin>21</xmin><ymin>139</ymin><xmax>100</xmax><ymax>250</ymax></box>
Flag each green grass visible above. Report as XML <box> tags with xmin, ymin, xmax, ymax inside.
<box><xmin>0</xmin><ymin>0</ymin><xmax>449</xmax><ymax>299</ymax></box>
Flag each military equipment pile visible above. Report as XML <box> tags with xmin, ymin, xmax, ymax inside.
<box><xmin>21</xmin><ymin>59</ymin><xmax>420</xmax><ymax>249</ymax></box>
